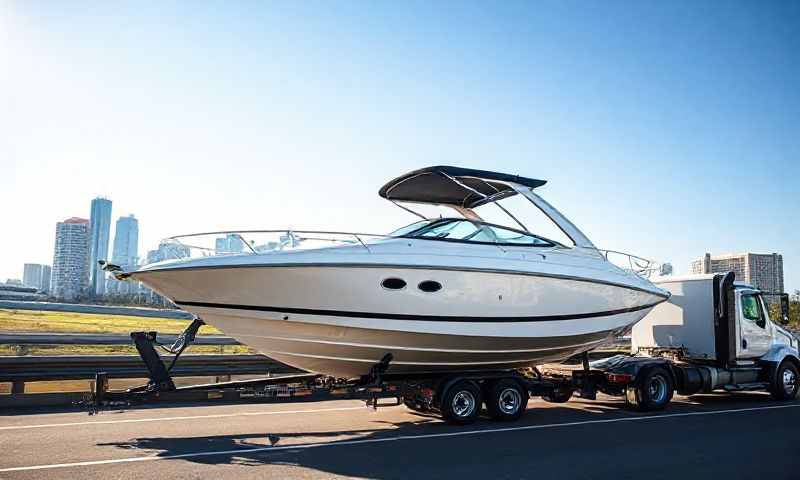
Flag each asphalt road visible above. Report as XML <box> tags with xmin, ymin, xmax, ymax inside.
<box><xmin>1</xmin><ymin>393</ymin><xmax>798</xmax><ymax>479</ymax></box>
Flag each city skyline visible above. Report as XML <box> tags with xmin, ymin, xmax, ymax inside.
<box><xmin>10</xmin><ymin>192</ymin><xmax>796</xmax><ymax>299</ymax></box>
<box><xmin>2</xmin><ymin>2</ymin><xmax>798</xmax><ymax>292</ymax></box>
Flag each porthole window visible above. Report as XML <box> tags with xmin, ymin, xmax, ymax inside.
<box><xmin>381</xmin><ymin>278</ymin><xmax>407</xmax><ymax>290</ymax></box>
<box><xmin>418</xmin><ymin>280</ymin><xmax>442</xmax><ymax>293</ymax></box>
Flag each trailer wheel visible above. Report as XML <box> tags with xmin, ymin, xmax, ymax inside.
<box><xmin>441</xmin><ymin>380</ymin><xmax>482</xmax><ymax>425</ymax></box>
<box><xmin>627</xmin><ymin>366</ymin><xmax>674</xmax><ymax>412</ymax></box>
<box><xmin>541</xmin><ymin>386</ymin><xmax>573</xmax><ymax>404</ymax></box>
<box><xmin>770</xmin><ymin>361</ymin><xmax>799</xmax><ymax>400</ymax></box>
<box><xmin>485</xmin><ymin>379</ymin><xmax>529</xmax><ymax>421</ymax></box>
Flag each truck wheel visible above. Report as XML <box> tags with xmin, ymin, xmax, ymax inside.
<box><xmin>542</xmin><ymin>386</ymin><xmax>573</xmax><ymax>403</ymax></box>
<box><xmin>770</xmin><ymin>361</ymin><xmax>799</xmax><ymax>401</ymax></box>
<box><xmin>441</xmin><ymin>380</ymin><xmax>482</xmax><ymax>425</ymax></box>
<box><xmin>628</xmin><ymin>366</ymin><xmax>674</xmax><ymax>412</ymax></box>
<box><xmin>485</xmin><ymin>379</ymin><xmax>529</xmax><ymax>421</ymax></box>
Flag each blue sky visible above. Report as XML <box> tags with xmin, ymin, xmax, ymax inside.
<box><xmin>2</xmin><ymin>1</ymin><xmax>798</xmax><ymax>291</ymax></box>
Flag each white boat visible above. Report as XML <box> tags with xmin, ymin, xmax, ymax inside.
<box><xmin>118</xmin><ymin>166</ymin><xmax>669</xmax><ymax>378</ymax></box>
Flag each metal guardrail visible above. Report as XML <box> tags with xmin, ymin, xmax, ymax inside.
<box><xmin>0</xmin><ymin>354</ymin><xmax>301</xmax><ymax>382</ymax></box>
<box><xmin>0</xmin><ymin>332</ymin><xmax>239</xmax><ymax>346</ymax></box>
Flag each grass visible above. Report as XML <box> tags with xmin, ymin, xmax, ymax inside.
<box><xmin>0</xmin><ymin>308</ymin><xmax>222</xmax><ymax>335</ymax></box>
<box><xmin>0</xmin><ymin>308</ymin><xmax>256</xmax><ymax>356</ymax></box>
<box><xmin>0</xmin><ymin>344</ymin><xmax>254</xmax><ymax>356</ymax></box>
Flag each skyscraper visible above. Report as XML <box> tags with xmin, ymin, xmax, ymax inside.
<box><xmin>51</xmin><ymin>217</ymin><xmax>90</xmax><ymax>301</ymax></box>
<box><xmin>109</xmin><ymin>215</ymin><xmax>139</xmax><ymax>295</ymax></box>
<box><xmin>22</xmin><ymin>263</ymin><xmax>51</xmax><ymax>292</ymax></box>
<box><xmin>690</xmin><ymin>252</ymin><xmax>784</xmax><ymax>295</ymax></box>
<box><xmin>22</xmin><ymin>264</ymin><xmax>43</xmax><ymax>289</ymax></box>
<box><xmin>111</xmin><ymin>215</ymin><xmax>139</xmax><ymax>268</ymax></box>
<box><xmin>41</xmin><ymin>265</ymin><xmax>51</xmax><ymax>294</ymax></box>
<box><xmin>89</xmin><ymin>197</ymin><xmax>112</xmax><ymax>297</ymax></box>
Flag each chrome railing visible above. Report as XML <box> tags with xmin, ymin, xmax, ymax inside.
<box><xmin>151</xmin><ymin>230</ymin><xmax>393</xmax><ymax>262</ymax></box>
<box><xmin>598</xmin><ymin>249</ymin><xmax>663</xmax><ymax>279</ymax></box>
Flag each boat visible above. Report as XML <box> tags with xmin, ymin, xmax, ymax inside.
<box><xmin>114</xmin><ymin>166</ymin><xmax>670</xmax><ymax>378</ymax></box>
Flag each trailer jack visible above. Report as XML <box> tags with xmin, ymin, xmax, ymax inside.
<box><xmin>90</xmin><ymin>317</ymin><xmax>206</xmax><ymax>411</ymax></box>
<box><xmin>130</xmin><ymin>317</ymin><xmax>206</xmax><ymax>393</ymax></box>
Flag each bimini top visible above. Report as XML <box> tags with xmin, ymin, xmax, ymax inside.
<box><xmin>378</xmin><ymin>166</ymin><xmax>547</xmax><ymax>209</ymax></box>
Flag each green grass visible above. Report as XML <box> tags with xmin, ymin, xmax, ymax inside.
<box><xmin>0</xmin><ymin>344</ymin><xmax>253</xmax><ymax>356</ymax></box>
<box><xmin>0</xmin><ymin>308</ymin><xmax>256</xmax><ymax>356</ymax></box>
<box><xmin>0</xmin><ymin>308</ymin><xmax>222</xmax><ymax>335</ymax></box>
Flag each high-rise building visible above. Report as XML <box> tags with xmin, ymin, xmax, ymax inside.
<box><xmin>23</xmin><ymin>264</ymin><xmax>44</xmax><ymax>289</ymax></box>
<box><xmin>89</xmin><ymin>197</ymin><xmax>112</xmax><ymax>297</ymax></box>
<box><xmin>111</xmin><ymin>215</ymin><xmax>139</xmax><ymax>267</ymax></box>
<box><xmin>41</xmin><ymin>265</ymin><xmax>51</xmax><ymax>294</ymax></box>
<box><xmin>214</xmin><ymin>234</ymin><xmax>245</xmax><ymax>254</ymax></box>
<box><xmin>51</xmin><ymin>217</ymin><xmax>90</xmax><ymax>301</ymax></box>
<box><xmin>108</xmin><ymin>215</ymin><xmax>139</xmax><ymax>295</ymax></box>
<box><xmin>690</xmin><ymin>252</ymin><xmax>784</xmax><ymax>295</ymax></box>
<box><xmin>22</xmin><ymin>263</ymin><xmax>51</xmax><ymax>292</ymax></box>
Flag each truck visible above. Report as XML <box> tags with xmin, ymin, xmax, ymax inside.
<box><xmin>92</xmin><ymin>271</ymin><xmax>798</xmax><ymax>425</ymax></box>
<box><xmin>587</xmin><ymin>272</ymin><xmax>799</xmax><ymax>410</ymax></box>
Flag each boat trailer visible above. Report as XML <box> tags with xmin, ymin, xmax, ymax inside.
<box><xmin>88</xmin><ymin>316</ymin><xmax>637</xmax><ymax>424</ymax></box>
<box><xmin>88</xmin><ymin>317</ymin><xmax>403</xmax><ymax>413</ymax></box>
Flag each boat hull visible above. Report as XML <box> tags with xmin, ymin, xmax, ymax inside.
<box><xmin>171</xmin><ymin>306</ymin><xmax>651</xmax><ymax>377</ymax></box>
<box><xmin>134</xmin><ymin>263</ymin><xmax>666</xmax><ymax>378</ymax></box>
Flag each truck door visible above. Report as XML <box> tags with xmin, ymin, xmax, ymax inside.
<box><xmin>736</xmin><ymin>291</ymin><xmax>772</xmax><ymax>359</ymax></box>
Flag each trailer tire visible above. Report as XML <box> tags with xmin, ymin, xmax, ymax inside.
<box><xmin>485</xmin><ymin>379</ymin><xmax>529</xmax><ymax>421</ymax></box>
<box><xmin>628</xmin><ymin>366</ymin><xmax>673</xmax><ymax>412</ymax></box>
<box><xmin>440</xmin><ymin>380</ymin><xmax>482</xmax><ymax>425</ymax></box>
<box><xmin>769</xmin><ymin>360</ymin><xmax>799</xmax><ymax>401</ymax></box>
<box><xmin>541</xmin><ymin>386</ymin><xmax>573</xmax><ymax>403</ymax></box>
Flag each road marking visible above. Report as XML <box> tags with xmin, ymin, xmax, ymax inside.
<box><xmin>1</xmin><ymin>403</ymin><xmax>798</xmax><ymax>473</ymax></box>
<box><xmin>0</xmin><ymin>406</ymin><xmax>367</xmax><ymax>431</ymax></box>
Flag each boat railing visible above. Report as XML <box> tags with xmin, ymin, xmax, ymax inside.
<box><xmin>598</xmin><ymin>249</ymin><xmax>662</xmax><ymax>279</ymax></box>
<box><xmin>152</xmin><ymin>230</ymin><xmax>393</xmax><ymax>262</ymax></box>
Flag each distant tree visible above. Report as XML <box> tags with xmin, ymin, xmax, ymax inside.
<box><xmin>767</xmin><ymin>294</ymin><xmax>800</xmax><ymax>328</ymax></box>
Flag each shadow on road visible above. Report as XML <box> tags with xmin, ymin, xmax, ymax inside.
<box><xmin>95</xmin><ymin>392</ymin><xmax>794</xmax><ymax>479</ymax></box>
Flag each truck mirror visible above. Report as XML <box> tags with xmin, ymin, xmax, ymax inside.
<box><xmin>780</xmin><ymin>294</ymin><xmax>790</xmax><ymax>325</ymax></box>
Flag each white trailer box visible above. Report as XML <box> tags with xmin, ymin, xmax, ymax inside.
<box><xmin>631</xmin><ymin>275</ymin><xmax>721</xmax><ymax>361</ymax></box>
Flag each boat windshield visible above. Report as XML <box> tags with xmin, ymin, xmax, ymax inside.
<box><xmin>401</xmin><ymin>218</ymin><xmax>557</xmax><ymax>247</ymax></box>
<box><xmin>388</xmin><ymin>219</ymin><xmax>434</xmax><ymax>237</ymax></box>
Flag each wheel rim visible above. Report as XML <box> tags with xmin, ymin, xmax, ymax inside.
<box><xmin>452</xmin><ymin>390</ymin><xmax>476</xmax><ymax>418</ymax></box>
<box><xmin>498</xmin><ymin>387</ymin><xmax>521</xmax><ymax>415</ymax></box>
<box><xmin>648</xmin><ymin>375</ymin><xmax>668</xmax><ymax>403</ymax></box>
<box><xmin>782</xmin><ymin>368</ymin><xmax>797</xmax><ymax>395</ymax></box>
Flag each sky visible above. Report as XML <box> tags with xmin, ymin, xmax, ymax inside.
<box><xmin>1</xmin><ymin>1</ymin><xmax>798</xmax><ymax>291</ymax></box>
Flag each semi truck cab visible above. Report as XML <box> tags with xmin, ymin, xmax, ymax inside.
<box><xmin>734</xmin><ymin>284</ymin><xmax>796</xmax><ymax>361</ymax></box>
<box><xmin>589</xmin><ymin>272</ymin><xmax>799</xmax><ymax>412</ymax></box>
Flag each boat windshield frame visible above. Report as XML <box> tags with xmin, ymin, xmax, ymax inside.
<box><xmin>397</xmin><ymin>217</ymin><xmax>565</xmax><ymax>248</ymax></box>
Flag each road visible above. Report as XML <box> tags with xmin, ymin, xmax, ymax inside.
<box><xmin>0</xmin><ymin>393</ymin><xmax>798</xmax><ymax>479</ymax></box>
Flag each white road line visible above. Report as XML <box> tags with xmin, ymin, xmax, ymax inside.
<box><xmin>0</xmin><ymin>406</ymin><xmax>367</xmax><ymax>431</ymax></box>
<box><xmin>1</xmin><ymin>403</ymin><xmax>797</xmax><ymax>473</ymax></box>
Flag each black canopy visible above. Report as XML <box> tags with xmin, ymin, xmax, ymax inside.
<box><xmin>378</xmin><ymin>166</ymin><xmax>546</xmax><ymax>208</ymax></box>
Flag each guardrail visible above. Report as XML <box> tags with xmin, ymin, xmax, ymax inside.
<box><xmin>0</xmin><ymin>354</ymin><xmax>299</xmax><ymax>383</ymax></box>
